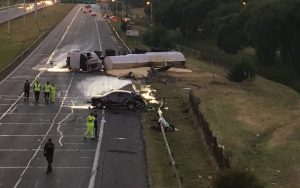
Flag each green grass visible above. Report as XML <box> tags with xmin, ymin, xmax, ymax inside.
<box><xmin>141</xmin><ymin>83</ymin><xmax>218</xmax><ymax>188</ymax></box>
<box><xmin>0</xmin><ymin>3</ymin><xmax>75</xmax><ymax>71</ymax></box>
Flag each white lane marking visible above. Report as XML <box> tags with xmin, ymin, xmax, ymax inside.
<box><xmin>0</xmin><ymin>123</ymin><xmax>51</xmax><ymax>125</ymax></box>
<box><xmin>13</xmin><ymin>73</ymin><xmax>75</xmax><ymax>188</ymax></box>
<box><xmin>57</xmin><ymin>100</ymin><xmax>74</xmax><ymax>146</ymax></box>
<box><xmin>0</xmin><ymin>135</ymin><xmax>83</xmax><ymax>137</ymax></box>
<box><xmin>46</xmin><ymin>6</ymin><xmax>81</xmax><ymax>65</ymax></box>
<box><xmin>0</xmin><ymin>71</ymin><xmax>43</xmax><ymax>122</ymax></box>
<box><xmin>114</xmin><ymin>137</ymin><xmax>127</xmax><ymax>140</ymax></box>
<box><xmin>88</xmin><ymin>109</ymin><xmax>105</xmax><ymax>188</ymax></box>
<box><xmin>95</xmin><ymin>18</ymin><xmax>102</xmax><ymax>51</ymax></box>
<box><xmin>0</xmin><ymin>166</ymin><xmax>92</xmax><ymax>169</ymax></box>
<box><xmin>0</xmin><ymin>149</ymin><xmax>95</xmax><ymax>152</ymax></box>
<box><xmin>9</xmin><ymin>106</ymin><xmax>17</xmax><ymax>113</ymax></box>
<box><xmin>6</xmin><ymin>113</ymin><xmax>72</xmax><ymax>115</ymax></box>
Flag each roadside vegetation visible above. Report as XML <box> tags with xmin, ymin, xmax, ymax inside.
<box><xmin>114</xmin><ymin>1</ymin><xmax>300</xmax><ymax>187</ymax></box>
<box><xmin>0</xmin><ymin>3</ymin><xmax>74</xmax><ymax>72</ymax></box>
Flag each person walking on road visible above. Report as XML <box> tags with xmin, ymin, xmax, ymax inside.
<box><xmin>44</xmin><ymin>81</ymin><xmax>51</xmax><ymax>103</ymax></box>
<box><xmin>93</xmin><ymin>112</ymin><xmax>98</xmax><ymax>138</ymax></box>
<box><xmin>44</xmin><ymin>138</ymin><xmax>55</xmax><ymax>174</ymax></box>
<box><xmin>23</xmin><ymin>80</ymin><xmax>30</xmax><ymax>102</ymax></box>
<box><xmin>33</xmin><ymin>80</ymin><xmax>41</xmax><ymax>103</ymax></box>
<box><xmin>84</xmin><ymin>113</ymin><xmax>95</xmax><ymax>140</ymax></box>
<box><xmin>50</xmin><ymin>83</ymin><xmax>56</xmax><ymax>103</ymax></box>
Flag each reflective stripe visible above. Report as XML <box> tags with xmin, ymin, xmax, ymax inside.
<box><xmin>44</xmin><ymin>84</ymin><xmax>51</xmax><ymax>93</ymax></box>
<box><xmin>86</xmin><ymin>115</ymin><xmax>95</xmax><ymax>127</ymax></box>
<box><xmin>34</xmin><ymin>83</ymin><xmax>41</xmax><ymax>91</ymax></box>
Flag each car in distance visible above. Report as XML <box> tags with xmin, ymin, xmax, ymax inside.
<box><xmin>91</xmin><ymin>90</ymin><xmax>146</xmax><ymax>110</ymax></box>
<box><xmin>90</xmin><ymin>12</ymin><xmax>97</xmax><ymax>16</ymax></box>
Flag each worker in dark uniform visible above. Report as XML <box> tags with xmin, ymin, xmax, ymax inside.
<box><xmin>23</xmin><ymin>80</ymin><xmax>30</xmax><ymax>102</ymax></box>
<box><xmin>93</xmin><ymin>112</ymin><xmax>98</xmax><ymax>138</ymax></box>
<box><xmin>33</xmin><ymin>80</ymin><xmax>41</xmax><ymax>103</ymax></box>
<box><xmin>43</xmin><ymin>81</ymin><xmax>51</xmax><ymax>103</ymax></box>
<box><xmin>44</xmin><ymin>138</ymin><xmax>55</xmax><ymax>174</ymax></box>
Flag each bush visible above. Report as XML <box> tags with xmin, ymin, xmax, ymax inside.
<box><xmin>228</xmin><ymin>58</ymin><xmax>256</xmax><ymax>82</ymax></box>
<box><xmin>214</xmin><ymin>170</ymin><xmax>264</xmax><ymax>188</ymax></box>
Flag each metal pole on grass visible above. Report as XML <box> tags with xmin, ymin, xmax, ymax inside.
<box><xmin>23</xmin><ymin>0</ymin><xmax>26</xmax><ymax>25</ymax></box>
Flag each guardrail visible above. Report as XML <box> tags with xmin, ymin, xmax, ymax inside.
<box><xmin>157</xmin><ymin>100</ymin><xmax>182</xmax><ymax>188</ymax></box>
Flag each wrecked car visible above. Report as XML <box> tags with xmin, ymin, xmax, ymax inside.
<box><xmin>91</xmin><ymin>90</ymin><xmax>146</xmax><ymax>110</ymax></box>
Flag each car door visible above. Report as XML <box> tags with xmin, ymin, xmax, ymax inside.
<box><xmin>106</xmin><ymin>92</ymin><xmax>119</xmax><ymax>107</ymax></box>
<box><xmin>117</xmin><ymin>92</ymin><xmax>131</xmax><ymax>107</ymax></box>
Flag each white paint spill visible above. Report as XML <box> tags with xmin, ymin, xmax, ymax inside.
<box><xmin>140</xmin><ymin>85</ymin><xmax>159</xmax><ymax>104</ymax></box>
<box><xmin>76</xmin><ymin>76</ymin><xmax>132</xmax><ymax>99</ymax></box>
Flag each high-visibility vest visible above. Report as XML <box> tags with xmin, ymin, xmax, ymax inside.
<box><xmin>44</xmin><ymin>84</ymin><xmax>51</xmax><ymax>93</ymax></box>
<box><xmin>86</xmin><ymin>115</ymin><xmax>95</xmax><ymax>127</ymax></box>
<box><xmin>34</xmin><ymin>83</ymin><xmax>41</xmax><ymax>91</ymax></box>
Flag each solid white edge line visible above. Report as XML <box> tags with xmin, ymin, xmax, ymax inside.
<box><xmin>88</xmin><ymin>109</ymin><xmax>105</xmax><ymax>188</ymax></box>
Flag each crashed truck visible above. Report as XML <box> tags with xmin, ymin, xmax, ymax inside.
<box><xmin>66</xmin><ymin>50</ymin><xmax>103</xmax><ymax>72</ymax></box>
<box><xmin>66</xmin><ymin>50</ymin><xmax>186</xmax><ymax>72</ymax></box>
<box><xmin>103</xmin><ymin>51</ymin><xmax>186</xmax><ymax>71</ymax></box>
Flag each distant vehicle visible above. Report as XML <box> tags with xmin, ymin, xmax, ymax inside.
<box><xmin>109</xmin><ymin>16</ymin><xmax>118</xmax><ymax>22</ymax></box>
<box><xmin>91</xmin><ymin>90</ymin><xmax>146</xmax><ymax>110</ymax></box>
<box><xmin>90</xmin><ymin>12</ymin><xmax>97</xmax><ymax>16</ymax></box>
<box><xmin>103</xmin><ymin>14</ymin><xmax>110</xmax><ymax>19</ymax></box>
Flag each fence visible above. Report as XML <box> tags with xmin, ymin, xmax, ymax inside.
<box><xmin>189</xmin><ymin>91</ymin><xmax>230</xmax><ymax>169</ymax></box>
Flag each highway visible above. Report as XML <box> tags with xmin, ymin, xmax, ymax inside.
<box><xmin>0</xmin><ymin>4</ymin><xmax>147</xmax><ymax>188</ymax></box>
<box><xmin>0</xmin><ymin>2</ymin><xmax>52</xmax><ymax>24</ymax></box>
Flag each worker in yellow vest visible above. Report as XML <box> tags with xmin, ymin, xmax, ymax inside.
<box><xmin>44</xmin><ymin>81</ymin><xmax>51</xmax><ymax>103</ymax></box>
<box><xmin>33</xmin><ymin>80</ymin><xmax>41</xmax><ymax>102</ymax></box>
<box><xmin>50</xmin><ymin>83</ymin><xmax>56</xmax><ymax>103</ymax></box>
<box><xmin>84</xmin><ymin>113</ymin><xmax>95</xmax><ymax>140</ymax></box>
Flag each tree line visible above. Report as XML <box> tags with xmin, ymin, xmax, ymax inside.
<box><xmin>128</xmin><ymin>0</ymin><xmax>300</xmax><ymax>71</ymax></box>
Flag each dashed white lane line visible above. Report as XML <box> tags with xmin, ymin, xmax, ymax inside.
<box><xmin>13</xmin><ymin>72</ymin><xmax>75</xmax><ymax>188</ymax></box>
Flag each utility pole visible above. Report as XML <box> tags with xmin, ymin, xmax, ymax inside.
<box><xmin>7</xmin><ymin>0</ymin><xmax>10</xmax><ymax>39</ymax></box>
<box><xmin>34</xmin><ymin>0</ymin><xmax>37</xmax><ymax>23</ymax></box>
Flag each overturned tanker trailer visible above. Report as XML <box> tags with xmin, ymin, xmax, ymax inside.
<box><xmin>66</xmin><ymin>50</ymin><xmax>103</xmax><ymax>72</ymax></box>
<box><xmin>103</xmin><ymin>51</ymin><xmax>186</xmax><ymax>71</ymax></box>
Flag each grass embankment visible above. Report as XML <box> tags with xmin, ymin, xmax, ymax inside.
<box><xmin>176</xmin><ymin>36</ymin><xmax>300</xmax><ymax>93</ymax></box>
<box><xmin>111</xmin><ymin>8</ymin><xmax>219</xmax><ymax>188</ymax></box>
<box><xmin>0</xmin><ymin>3</ymin><xmax>75</xmax><ymax>71</ymax></box>
<box><xmin>116</xmin><ymin>7</ymin><xmax>300</xmax><ymax>188</ymax></box>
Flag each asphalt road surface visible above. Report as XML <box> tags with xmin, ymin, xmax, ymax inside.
<box><xmin>0</xmin><ymin>4</ymin><xmax>147</xmax><ymax>188</ymax></box>
<box><xmin>0</xmin><ymin>3</ymin><xmax>52</xmax><ymax>24</ymax></box>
